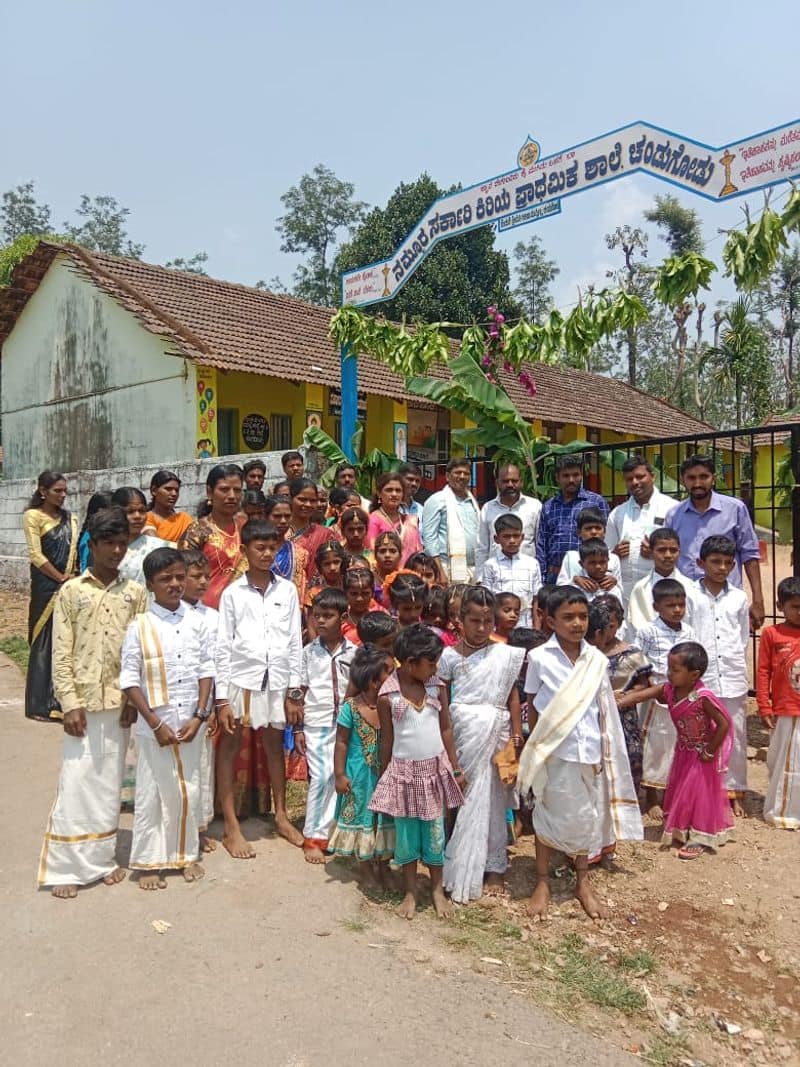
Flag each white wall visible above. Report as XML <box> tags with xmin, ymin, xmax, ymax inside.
<box><xmin>0</xmin><ymin>450</ymin><xmax>309</xmax><ymax>589</ymax></box>
<box><xmin>1</xmin><ymin>254</ymin><xmax>196</xmax><ymax>479</ymax></box>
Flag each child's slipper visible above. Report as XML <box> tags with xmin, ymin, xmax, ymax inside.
<box><xmin>678</xmin><ymin>843</ymin><xmax>706</xmax><ymax>860</ymax></box>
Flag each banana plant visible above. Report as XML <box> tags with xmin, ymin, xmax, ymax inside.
<box><xmin>303</xmin><ymin>424</ymin><xmax>399</xmax><ymax>496</ymax></box>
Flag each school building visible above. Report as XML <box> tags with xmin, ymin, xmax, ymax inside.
<box><xmin>0</xmin><ymin>241</ymin><xmax>717</xmax><ymax>484</ymax></box>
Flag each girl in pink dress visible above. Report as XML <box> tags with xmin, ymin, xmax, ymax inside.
<box><xmin>658</xmin><ymin>641</ymin><xmax>733</xmax><ymax>859</ymax></box>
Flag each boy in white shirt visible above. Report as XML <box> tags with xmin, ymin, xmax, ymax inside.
<box><xmin>215</xmin><ymin>520</ymin><xmax>304</xmax><ymax>859</ymax></box>
<box><xmin>480</xmin><ymin>514</ymin><xmax>541</xmax><ymax>627</ymax></box>
<box><xmin>691</xmin><ymin>536</ymin><xmax>750</xmax><ymax>817</ymax></box>
<box><xmin>296</xmin><ymin>587</ymin><xmax>356</xmax><ymax>863</ymax></box>
<box><xmin>121</xmin><ymin>547</ymin><xmax>215</xmax><ymax>889</ymax></box>
<box><xmin>519</xmin><ymin>586</ymin><xmax>642</xmax><ymax>921</ymax></box>
<box><xmin>627</xmin><ymin>527</ymin><xmax>695</xmax><ymax>632</ymax></box>
<box><xmin>556</xmin><ymin>508</ymin><xmax>623</xmax><ymax>599</ymax></box>
<box><xmin>181</xmin><ymin>549</ymin><xmax>219</xmax><ymax>851</ymax></box>
<box><xmin>634</xmin><ymin>578</ymin><xmax>697</xmax><ymax>815</ymax></box>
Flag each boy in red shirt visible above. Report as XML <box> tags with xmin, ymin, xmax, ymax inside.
<box><xmin>756</xmin><ymin>577</ymin><xmax>800</xmax><ymax>829</ymax></box>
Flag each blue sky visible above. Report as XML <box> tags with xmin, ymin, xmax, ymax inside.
<box><xmin>2</xmin><ymin>1</ymin><xmax>798</xmax><ymax>313</ymax></box>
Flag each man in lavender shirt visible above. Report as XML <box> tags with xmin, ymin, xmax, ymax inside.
<box><xmin>667</xmin><ymin>454</ymin><xmax>765</xmax><ymax>629</ymax></box>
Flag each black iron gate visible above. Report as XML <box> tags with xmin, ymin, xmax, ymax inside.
<box><xmin>425</xmin><ymin>421</ymin><xmax>800</xmax><ymax>688</ymax></box>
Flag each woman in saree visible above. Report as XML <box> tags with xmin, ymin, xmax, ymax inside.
<box><xmin>22</xmin><ymin>471</ymin><xmax>78</xmax><ymax>723</ymax></box>
<box><xmin>287</xmin><ymin>478</ymin><xmax>337</xmax><ymax>584</ymax></box>
<box><xmin>437</xmin><ymin>587</ymin><xmax>525</xmax><ymax>903</ymax></box>
<box><xmin>180</xmin><ymin>465</ymin><xmax>270</xmax><ymax>818</ymax></box>
<box><xmin>366</xmin><ymin>472</ymin><xmax>422</xmax><ymax>566</ymax></box>
<box><xmin>145</xmin><ymin>469</ymin><xmax>194</xmax><ymax>544</ymax></box>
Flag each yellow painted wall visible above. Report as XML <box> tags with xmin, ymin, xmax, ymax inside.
<box><xmin>216</xmin><ymin>372</ymin><xmax>327</xmax><ymax>453</ymax></box>
<box><xmin>754</xmin><ymin>440</ymin><xmax>791</xmax><ymax>541</ymax></box>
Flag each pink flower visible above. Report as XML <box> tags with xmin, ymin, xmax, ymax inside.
<box><xmin>489</xmin><ymin>325</ymin><xmax>499</xmax><ymax>338</ymax></box>
<box><xmin>496</xmin><ymin>313</ymin><xmax>505</xmax><ymax>324</ymax></box>
<box><xmin>487</xmin><ymin>305</ymin><xmax>497</xmax><ymax>318</ymax></box>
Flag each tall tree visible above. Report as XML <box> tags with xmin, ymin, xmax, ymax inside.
<box><xmin>336</xmin><ymin>173</ymin><xmax>521</xmax><ymax>326</ymax></box>
<box><xmin>276</xmin><ymin>164</ymin><xmax>366</xmax><ymax>306</ymax></box>
<box><xmin>704</xmin><ymin>298</ymin><xmax>774</xmax><ymax>426</ymax></box>
<box><xmin>644</xmin><ymin>194</ymin><xmax>704</xmax><ymax>255</ymax></box>
<box><xmin>164</xmin><ymin>251</ymin><xmax>209</xmax><ymax>275</ymax></box>
<box><xmin>511</xmin><ymin>236</ymin><xmax>559</xmax><ymax>324</ymax></box>
<box><xmin>1</xmin><ymin>181</ymin><xmax>52</xmax><ymax>243</ymax></box>
<box><xmin>605</xmin><ymin>225</ymin><xmax>649</xmax><ymax>386</ymax></box>
<box><xmin>764</xmin><ymin>246</ymin><xmax>800</xmax><ymax>409</ymax></box>
<box><xmin>63</xmin><ymin>194</ymin><xmax>145</xmax><ymax>257</ymax></box>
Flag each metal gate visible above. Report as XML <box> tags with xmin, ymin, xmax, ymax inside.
<box><xmin>423</xmin><ymin>421</ymin><xmax>800</xmax><ymax>689</ymax></box>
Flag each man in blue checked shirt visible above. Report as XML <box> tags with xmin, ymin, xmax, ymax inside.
<box><xmin>536</xmin><ymin>454</ymin><xmax>609</xmax><ymax>584</ymax></box>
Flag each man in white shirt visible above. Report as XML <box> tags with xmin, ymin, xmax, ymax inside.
<box><xmin>120</xmin><ymin>548</ymin><xmax>215</xmax><ymax>888</ymax></box>
<box><xmin>421</xmin><ymin>458</ymin><xmax>480</xmax><ymax>581</ymax></box>
<box><xmin>605</xmin><ymin>455</ymin><xmax>675</xmax><ymax>600</ymax></box>
<box><xmin>215</xmin><ymin>521</ymin><xmax>303</xmax><ymax>859</ymax></box>
<box><xmin>691</xmin><ymin>535</ymin><xmax>751</xmax><ymax>815</ymax></box>
<box><xmin>476</xmin><ymin>463</ymin><xmax>541</xmax><ymax>577</ymax></box>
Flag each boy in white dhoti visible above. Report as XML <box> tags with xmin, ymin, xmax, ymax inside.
<box><xmin>38</xmin><ymin>508</ymin><xmax>148</xmax><ymax>898</ymax></box>
<box><xmin>691</xmin><ymin>536</ymin><xmax>750</xmax><ymax>817</ymax></box>
<box><xmin>121</xmin><ymin>547</ymin><xmax>214</xmax><ymax>889</ymax></box>
<box><xmin>296</xmin><ymin>587</ymin><xmax>356</xmax><ymax>863</ymax></box>
<box><xmin>215</xmin><ymin>519</ymin><xmax>304</xmax><ymax>858</ymax></box>
<box><xmin>757</xmin><ymin>577</ymin><xmax>800</xmax><ymax>830</ymax></box>
<box><xmin>180</xmin><ymin>549</ymin><xmax>219</xmax><ymax>852</ymax></box>
<box><xmin>519</xmin><ymin>586</ymin><xmax>642</xmax><ymax>920</ymax></box>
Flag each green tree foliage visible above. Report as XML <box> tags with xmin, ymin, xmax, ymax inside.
<box><xmin>164</xmin><ymin>251</ymin><xmax>209</xmax><ymax>275</ymax></box>
<box><xmin>275</xmin><ymin>164</ymin><xmax>367</xmax><ymax>306</ymax></box>
<box><xmin>644</xmin><ymin>194</ymin><xmax>704</xmax><ymax>255</ymax></box>
<box><xmin>703</xmin><ymin>299</ymin><xmax>774</xmax><ymax>426</ymax></box>
<box><xmin>335</xmin><ymin>173</ymin><xmax>521</xmax><ymax>326</ymax></box>
<box><xmin>512</xmin><ymin>236</ymin><xmax>559</xmax><ymax>324</ymax></box>
<box><xmin>63</xmin><ymin>194</ymin><xmax>145</xmax><ymax>257</ymax></box>
<box><xmin>1</xmin><ymin>181</ymin><xmax>52</xmax><ymax>243</ymax></box>
<box><xmin>604</xmin><ymin>225</ymin><xmax>649</xmax><ymax>385</ymax></box>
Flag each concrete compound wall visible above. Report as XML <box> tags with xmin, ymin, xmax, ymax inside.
<box><xmin>0</xmin><ymin>449</ymin><xmax>316</xmax><ymax>589</ymax></box>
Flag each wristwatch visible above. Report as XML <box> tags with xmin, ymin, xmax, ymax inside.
<box><xmin>287</xmin><ymin>688</ymin><xmax>304</xmax><ymax>702</ymax></box>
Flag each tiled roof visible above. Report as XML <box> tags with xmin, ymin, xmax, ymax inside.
<box><xmin>0</xmin><ymin>241</ymin><xmax>716</xmax><ymax>439</ymax></box>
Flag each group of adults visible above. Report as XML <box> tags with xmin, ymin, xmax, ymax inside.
<box><xmin>20</xmin><ymin>447</ymin><xmax>765</xmax><ymax>735</ymax></box>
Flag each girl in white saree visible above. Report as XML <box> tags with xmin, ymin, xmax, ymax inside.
<box><xmin>439</xmin><ymin>588</ymin><xmax>525</xmax><ymax>903</ymax></box>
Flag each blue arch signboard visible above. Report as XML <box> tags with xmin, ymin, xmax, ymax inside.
<box><xmin>338</xmin><ymin>118</ymin><xmax>800</xmax><ymax>452</ymax></box>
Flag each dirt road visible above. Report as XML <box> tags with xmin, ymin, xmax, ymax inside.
<box><xmin>0</xmin><ymin>654</ymin><xmax>630</xmax><ymax>1067</ymax></box>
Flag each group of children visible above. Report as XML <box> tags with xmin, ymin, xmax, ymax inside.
<box><xmin>37</xmin><ymin>484</ymin><xmax>800</xmax><ymax>923</ymax></box>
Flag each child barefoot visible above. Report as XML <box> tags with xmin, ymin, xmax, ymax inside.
<box><xmin>181</xmin><ymin>549</ymin><xmax>219</xmax><ymax>853</ymax></box>
<box><xmin>329</xmin><ymin>646</ymin><xmax>397</xmax><ymax>888</ymax></box>
<box><xmin>621</xmin><ymin>642</ymin><xmax>732</xmax><ymax>858</ymax></box>
<box><xmin>369</xmin><ymin>625</ymin><xmax>465</xmax><ymax>919</ymax></box>
<box><xmin>757</xmin><ymin>577</ymin><xmax>800</xmax><ymax>829</ymax></box>
<box><xmin>519</xmin><ymin>586</ymin><xmax>642</xmax><ymax>920</ymax></box>
<box><xmin>439</xmin><ymin>587</ymin><xmax>525</xmax><ymax>903</ymax></box>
